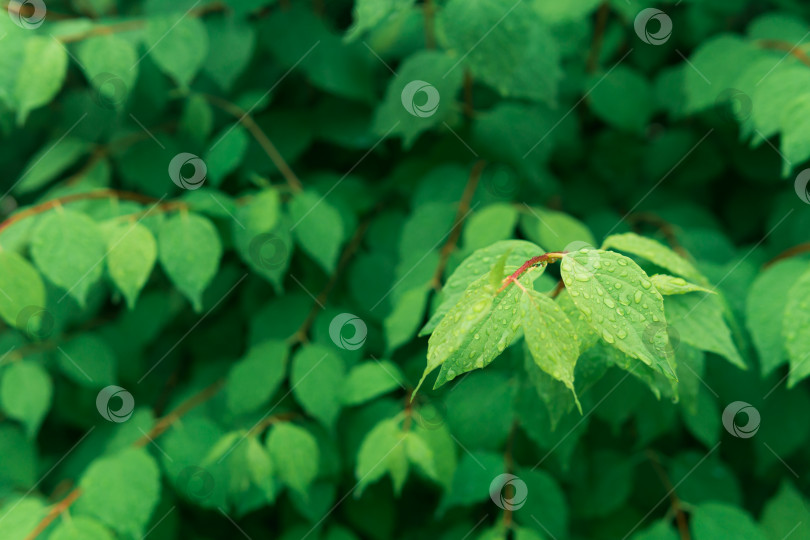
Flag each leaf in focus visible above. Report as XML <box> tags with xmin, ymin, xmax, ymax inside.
<box><xmin>101</xmin><ymin>221</ymin><xmax>157</xmax><ymax>309</ymax></box>
<box><xmin>30</xmin><ymin>210</ymin><xmax>106</xmax><ymax>306</ymax></box>
<box><xmin>0</xmin><ymin>361</ymin><xmax>52</xmax><ymax>438</ymax></box>
<box><xmin>650</xmin><ymin>274</ymin><xmax>714</xmax><ymax>295</ymax></box>
<box><xmin>561</xmin><ymin>249</ymin><xmax>676</xmax><ymax>378</ymax></box>
<box><xmin>420</xmin><ymin>271</ymin><xmax>523</xmax><ymax>391</ymax></box>
<box><xmin>602</xmin><ymin>233</ymin><xmax>703</xmax><ymax>282</ymax></box>
<box><xmin>75</xmin><ymin>447</ymin><xmax>161</xmax><ymax>538</ymax></box>
<box><xmin>422</xmin><ymin>240</ymin><xmax>542</xmax><ymax>335</ymax></box>
<box><xmin>520</xmin><ymin>288</ymin><xmax>581</xmax><ymax>409</ymax></box>
<box><xmin>664</xmin><ymin>293</ymin><xmax>745</xmax><ymax>369</ymax></box>
<box><xmin>157</xmin><ymin>212</ymin><xmax>223</xmax><ymax>311</ymax></box>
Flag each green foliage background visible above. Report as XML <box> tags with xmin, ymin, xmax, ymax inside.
<box><xmin>1</xmin><ymin>0</ymin><xmax>810</xmax><ymax>538</ymax></box>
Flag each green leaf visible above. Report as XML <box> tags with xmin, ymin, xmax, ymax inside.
<box><xmin>682</xmin><ymin>36</ymin><xmax>758</xmax><ymax>114</ymax></box>
<box><xmin>664</xmin><ymin>293</ymin><xmax>745</xmax><ymax>369</ymax></box>
<box><xmin>650</xmin><ymin>274</ymin><xmax>714</xmax><ymax>295</ymax></box>
<box><xmin>203</xmin><ymin>17</ymin><xmax>256</xmax><ymax>90</ymax></box>
<box><xmin>75</xmin><ymin>447</ymin><xmax>161</xmax><ymax>538</ymax></box>
<box><xmin>384</xmin><ymin>286</ymin><xmax>429</xmax><ymax>353</ymax></box>
<box><xmin>781</xmin><ymin>94</ymin><xmax>810</xmax><ymax>176</ymax></box>
<box><xmin>440</xmin><ymin>450</ymin><xmax>503</xmax><ymax>512</ymax></box>
<box><xmin>0</xmin><ymin>425</ymin><xmax>37</xmax><ymax>489</ymax></box>
<box><xmin>101</xmin><ymin>221</ymin><xmax>157</xmax><ymax>309</ymax></box>
<box><xmin>438</xmin><ymin>0</ymin><xmax>561</xmax><ymax>104</ymax></box>
<box><xmin>514</xmin><ymin>467</ymin><xmax>568</xmax><ymax>539</ymax></box>
<box><xmin>444</xmin><ymin>371</ymin><xmax>515</xmax><ymax>451</ymax></box>
<box><xmin>422</xmin><ymin>240</ymin><xmax>542</xmax><ymax>335</ymax></box>
<box><xmin>783</xmin><ymin>266</ymin><xmax>810</xmax><ymax>387</ymax></box>
<box><xmin>372</xmin><ymin>50</ymin><xmax>464</xmax><ymax>147</ymax></box>
<box><xmin>681</xmin><ymin>386</ymin><xmax>720</xmax><ymax>447</ymax></box>
<box><xmin>0</xmin><ymin>250</ymin><xmax>46</xmax><ymax>332</ymax></box>
<box><xmin>30</xmin><ymin>210</ymin><xmax>106</xmax><ymax>306</ymax></box>
<box><xmin>50</xmin><ymin>516</ymin><xmax>115</xmax><ymax>540</ymax></box>
<box><xmin>232</xmin><ymin>189</ymin><xmax>288</xmax><ymax>288</ymax></box>
<box><xmin>14</xmin><ymin>138</ymin><xmax>90</xmax><ymax>195</ymax></box>
<box><xmin>291</xmin><ymin>345</ymin><xmax>345</xmax><ymax>430</ymax></box>
<box><xmin>346</xmin><ymin>0</ymin><xmax>414</xmax><ymax>41</ymax></box>
<box><xmin>342</xmin><ymin>360</ymin><xmax>404</xmax><ymax>406</ymax></box>
<box><xmin>630</xmin><ymin>521</ymin><xmax>679</xmax><ymax>540</ymax></box>
<box><xmin>355</xmin><ymin>416</ymin><xmax>408</xmax><ymax>496</ymax></box>
<box><xmin>157</xmin><ymin>212</ymin><xmax>223</xmax><ymax>311</ymax></box>
<box><xmin>747</xmin><ymin>260</ymin><xmax>805</xmax><ymax>377</ymax></box>
<box><xmin>520</xmin><ymin>207</ymin><xmax>595</xmax><ymax>254</ymax></box>
<box><xmin>77</xmin><ymin>34</ymin><xmax>138</xmax><ymax>107</ymax></box>
<box><xmin>760</xmin><ymin>481</ymin><xmax>810</xmax><ymax>540</ymax></box>
<box><xmin>532</xmin><ymin>0</ymin><xmax>601</xmax><ymax>23</ymax></box>
<box><xmin>266</xmin><ymin>423</ymin><xmax>319</xmax><ymax>499</ymax></box>
<box><xmin>602</xmin><ymin>233</ymin><xmax>703</xmax><ymax>282</ymax></box>
<box><xmin>57</xmin><ymin>333</ymin><xmax>117</xmax><ymax>388</ymax></box>
<box><xmin>204</xmin><ymin>125</ymin><xmax>250</xmax><ymax>186</ymax></box>
<box><xmin>520</xmin><ymin>288</ymin><xmax>580</xmax><ymax>410</ymax></box>
<box><xmin>751</xmin><ymin>65</ymin><xmax>810</xmax><ymax>143</ymax></box>
<box><xmin>289</xmin><ymin>190</ymin><xmax>345</xmax><ymax>273</ymax></box>
<box><xmin>225</xmin><ymin>340</ymin><xmax>288</xmax><ymax>415</ymax></box>
<box><xmin>463</xmin><ymin>203</ymin><xmax>519</xmax><ymax>252</ymax></box>
<box><xmin>588</xmin><ymin>66</ymin><xmax>654</xmax><ymax>132</ymax></box>
<box><xmin>560</xmin><ymin>249</ymin><xmax>676</xmax><ymax>378</ymax></box>
<box><xmin>691</xmin><ymin>503</ymin><xmax>766</xmax><ymax>540</ymax></box>
<box><xmin>14</xmin><ymin>36</ymin><xmax>68</xmax><ymax>123</ymax></box>
<box><xmin>1</xmin><ymin>361</ymin><xmax>51</xmax><ymax>438</ymax></box>
<box><xmin>420</xmin><ymin>270</ymin><xmax>524</xmax><ymax>391</ymax></box>
<box><xmin>144</xmin><ymin>15</ymin><xmax>209</xmax><ymax>85</ymax></box>
<box><xmin>0</xmin><ymin>498</ymin><xmax>48</xmax><ymax>539</ymax></box>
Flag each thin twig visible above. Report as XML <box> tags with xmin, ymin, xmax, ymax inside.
<box><xmin>0</xmin><ymin>190</ymin><xmax>183</xmax><ymax>237</ymax></box>
<box><xmin>587</xmin><ymin>3</ymin><xmax>610</xmax><ymax>73</ymax></box>
<box><xmin>431</xmin><ymin>160</ymin><xmax>486</xmax><ymax>289</ymax></box>
<box><xmin>24</xmin><ymin>488</ymin><xmax>83</xmax><ymax>540</ymax></box>
<box><xmin>202</xmin><ymin>94</ymin><xmax>304</xmax><ymax>193</ymax></box>
<box><xmin>646</xmin><ymin>449</ymin><xmax>691</xmax><ymax>540</ymax></box>
<box><xmin>764</xmin><ymin>242</ymin><xmax>810</xmax><ymax>268</ymax></box>
<box><xmin>758</xmin><ymin>39</ymin><xmax>810</xmax><ymax>68</ymax></box>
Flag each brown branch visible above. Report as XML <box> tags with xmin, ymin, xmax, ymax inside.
<box><xmin>463</xmin><ymin>70</ymin><xmax>474</xmax><ymax>118</ymax></box>
<box><xmin>431</xmin><ymin>160</ymin><xmax>486</xmax><ymax>289</ymax></box>
<box><xmin>550</xmin><ymin>279</ymin><xmax>566</xmax><ymax>299</ymax></box>
<box><xmin>759</xmin><ymin>40</ymin><xmax>810</xmax><ymax>68</ymax></box>
<box><xmin>247</xmin><ymin>412</ymin><xmax>298</xmax><ymax>437</ymax></box>
<box><xmin>24</xmin><ymin>488</ymin><xmax>83</xmax><ymax>540</ymax></box>
<box><xmin>497</xmin><ymin>252</ymin><xmax>566</xmax><ymax>293</ymax></box>
<box><xmin>502</xmin><ymin>420</ymin><xmax>518</xmax><ymax>529</ymax></box>
<box><xmin>764</xmin><ymin>242</ymin><xmax>810</xmax><ymax>268</ymax></box>
<box><xmin>57</xmin><ymin>3</ymin><xmax>226</xmax><ymax>43</ymax></box>
<box><xmin>289</xmin><ymin>213</ymin><xmax>375</xmax><ymax>344</ymax></box>
<box><xmin>646</xmin><ymin>450</ymin><xmax>691</xmax><ymax>540</ymax></box>
<box><xmin>28</xmin><ymin>378</ymin><xmax>227</xmax><ymax>538</ymax></box>
<box><xmin>587</xmin><ymin>3</ymin><xmax>610</xmax><ymax>73</ymax></box>
<box><xmin>0</xmin><ymin>190</ymin><xmax>184</xmax><ymax>237</ymax></box>
<box><xmin>133</xmin><ymin>379</ymin><xmax>226</xmax><ymax>447</ymax></box>
<box><xmin>202</xmin><ymin>94</ymin><xmax>303</xmax><ymax>193</ymax></box>
<box><xmin>423</xmin><ymin>0</ymin><xmax>436</xmax><ymax>49</ymax></box>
